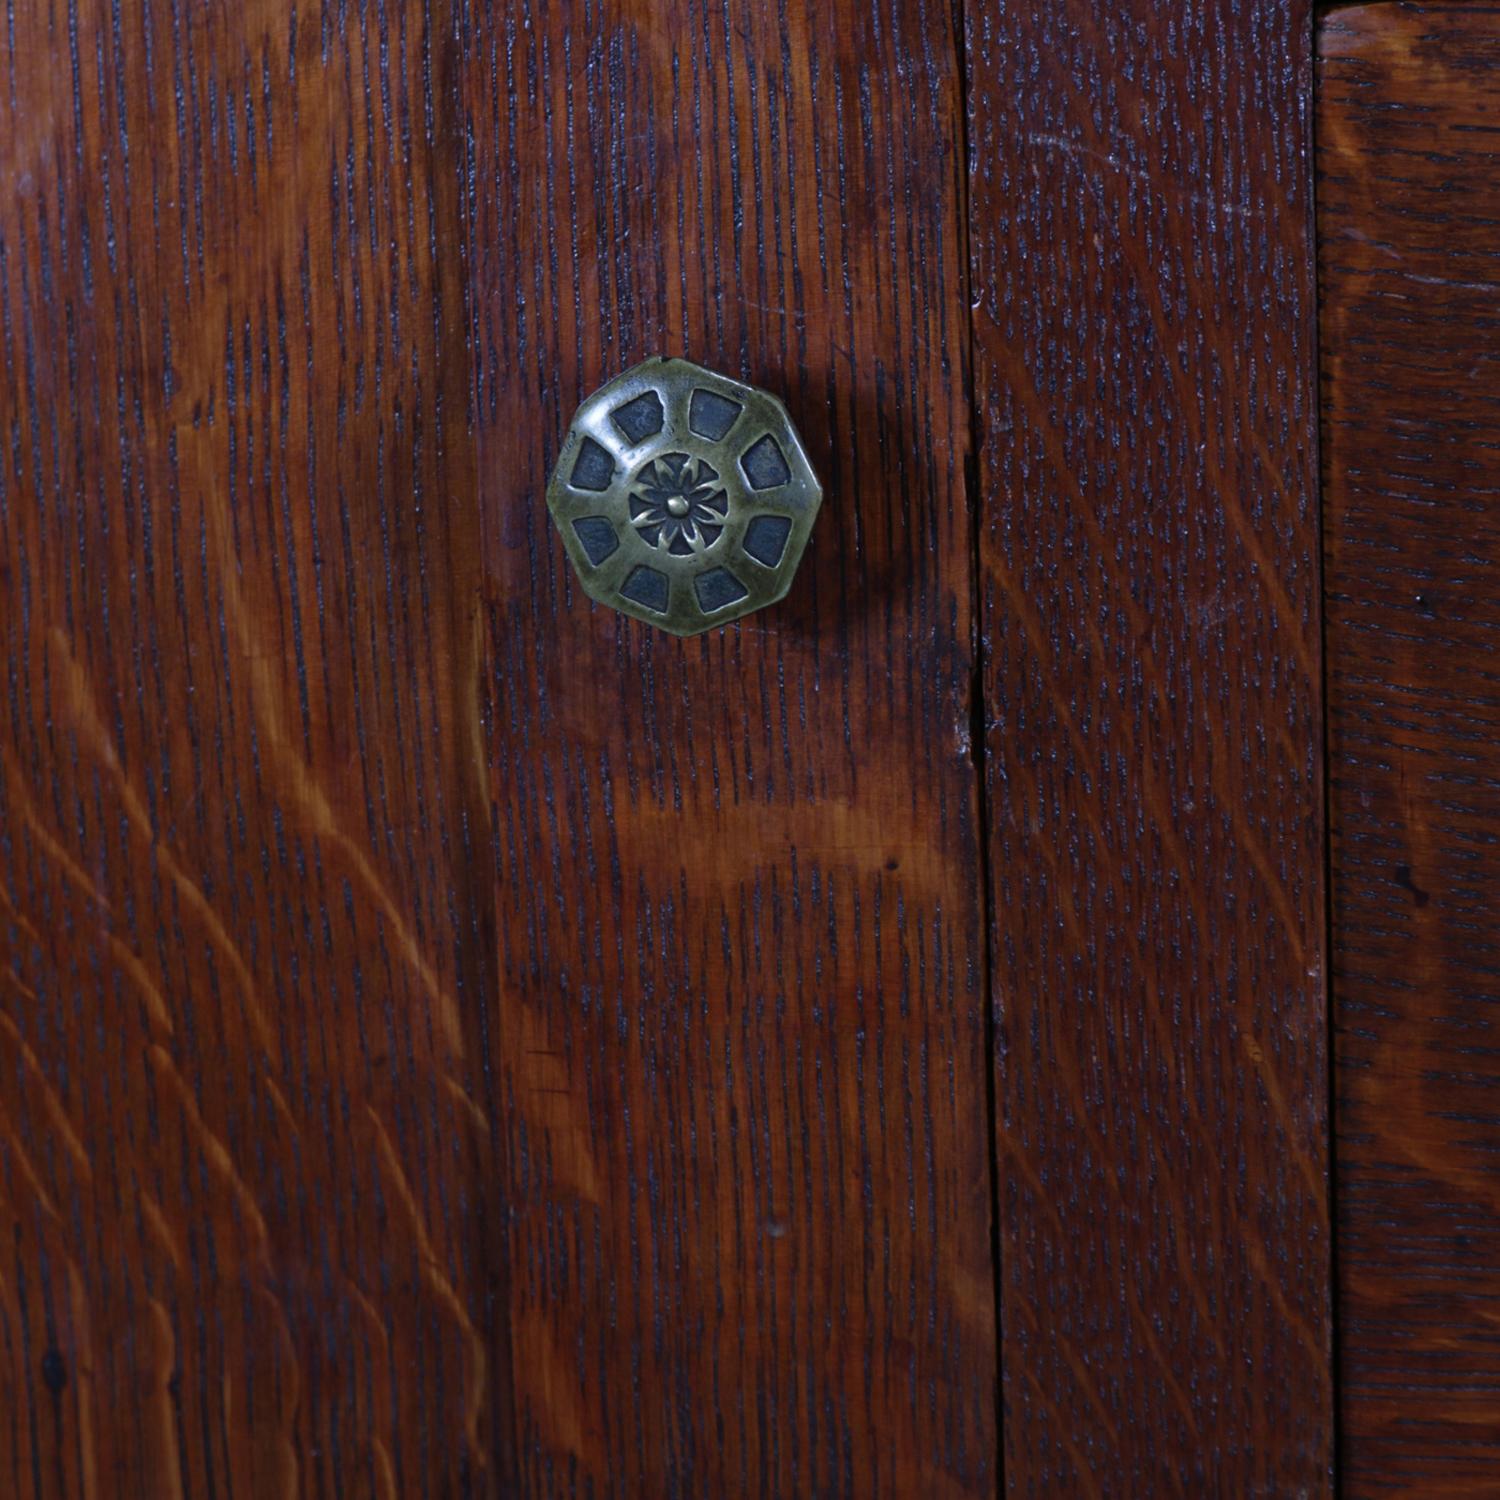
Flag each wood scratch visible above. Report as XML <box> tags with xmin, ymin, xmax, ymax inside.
<box><xmin>365</xmin><ymin>1105</ymin><xmax>488</xmax><ymax>1464</ymax></box>
<box><xmin>139</xmin><ymin>1190</ymin><xmax>184</xmax><ymax>1271</ymax></box>
<box><xmin>147</xmin><ymin>1044</ymin><xmax>271</xmax><ymax>1256</ymax></box>
<box><xmin>0</xmin><ymin>803</ymin><xmax>174</xmax><ymax>1035</ymax></box>
<box><xmin>259</xmin><ymin>1074</ymin><xmax>304</xmax><ymax>1143</ymax></box>
<box><xmin>0</xmin><ymin>1092</ymin><xmax>61</xmax><ymax>1219</ymax></box>
<box><xmin>250</xmin><ymin>1283</ymin><xmax>300</xmax><ymax>1500</ymax></box>
<box><xmin>441</xmin><ymin>1072</ymin><xmax>491</xmax><ymax>1138</ymax></box>
<box><xmin>0</xmin><ymin>1009</ymin><xmax>92</xmax><ymax>1181</ymax></box>
<box><xmin>203</xmin><ymin>504</ymin><xmax>465</xmax><ymax>1057</ymax></box>
<box><xmin>67</xmin><ymin>1259</ymin><xmax>101</xmax><ymax>1500</ymax></box>
<box><xmin>144</xmin><ymin>1298</ymin><xmax>186</xmax><ymax>1500</ymax></box>
<box><xmin>45</xmin><ymin>629</ymin><xmax>276</xmax><ymax>1054</ymax></box>
<box><xmin>1025</xmin><ymin>131</ymin><xmax>1268</xmax><ymax>222</ymax></box>
<box><xmin>1239</xmin><ymin>1029</ymin><xmax>1327</xmax><ymax>1211</ymax></box>
<box><xmin>367</xmin><ymin>1439</ymin><xmax>398</xmax><ymax>1500</ymax></box>
<box><xmin>3</xmin><ymin>758</ymin><xmax>114</xmax><ymax>917</ymax></box>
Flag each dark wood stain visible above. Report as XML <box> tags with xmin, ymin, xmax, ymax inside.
<box><xmin>0</xmin><ymin>0</ymin><xmax>495</xmax><ymax>1492</ymax></box>
<box><xmin>0</xmin><ymin>0</ymin><xmax>1348</xmax><ymax>1489</ymax></box>
<box><xmin>1319</xmin><ymin>6</ymin><xmax>1500</xmax><ymax>1493</ymax></box>
<box><xmin>2</xmin><ymin>0</ymin><xmax>997</xmax><ymax>1493</ymax></box>
<box><xmin>464</xmin><ymin>2</ymin><xmax>994</xmax><ymax>1494</ymax></box>
<box><xmin>966</xmin><ymin>3</ymin><xmax>1333</xmax><ymax>1492</ymax></box>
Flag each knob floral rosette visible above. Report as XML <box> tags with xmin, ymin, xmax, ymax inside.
<box><xmin>546</xmin><ymin>356</ymin><xmax>822</xmax><ymax>635</ymax></box>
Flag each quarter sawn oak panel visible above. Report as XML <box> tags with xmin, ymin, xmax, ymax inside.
<box><xmin>966</xmin><ymin>3</ymin><xmax>1332</xmax><ymax>1492</ymax></box>
<box><xmin>0</xmin><ymin>0</ymin><xmax>497</xmax><ymax>1493</ymax></box>
<box><xmin>465</xmin><ymin>1</ymin><xmax>995</xmax><ymax>1496</ymax></box>
<box><xmin>1320</xmin><ymin>6</ymin><xmax>1500</xmax><ymax>1492</ymax></box>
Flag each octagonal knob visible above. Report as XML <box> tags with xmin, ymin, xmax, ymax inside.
<box><xmin>546</xmin><ymin>357</ymin><xmax>822</xmax><ymax>636</ymax></box>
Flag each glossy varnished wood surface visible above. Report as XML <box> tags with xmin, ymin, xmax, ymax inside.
<box><xmin>1320</xmin><ymin>7</ymin><xmax>1500</xmax><ymax>1492</ymax></box>
<box><xmin>966</xmin><ymin>3</ymin><xmax>1332</xmax><ymax>1492</ymax></box>
<box><xmin>0</xmin><ymin>0</ymin><xmax>1345</xmax><ymax>1489</ymax></box>
<box><xmin>0</xmin><ymin>0</ymin><xmax>496</xmax><ymax>1492</ymax></box>
<box><xmin>1</xmin><ymin>0</ymin><xmax>997</xmax><ymax>1489</ymax></box>
<box><xmin>463</xmin><ymin>2</ymin><xmax>994</xmax><ymax>1494</ymax></box>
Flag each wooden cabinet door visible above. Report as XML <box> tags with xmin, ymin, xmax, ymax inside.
<box><xmin>0</xmin><ymin>0</ymin><xmax>1399</xmax><ymax>1494</ymax></box>
<box><xmin>471</xmin><ymin>8</ymin><xmax>994</xmax><ymax>1494</ymax></box>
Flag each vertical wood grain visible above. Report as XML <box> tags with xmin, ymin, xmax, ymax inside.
<box><xmin>463</xmin><ymin>0</ymin><xmax>996</xmax><ymax>1494</ymax></box>
<box><xmin>1319</xmin><ymin>7</ymin><xmax>1500</xmax><ymax>1493</ymax></box>
<box><xmin>0</xmin><ymin>0</ymin><xmax>499</xmax><ymax>1493</ymax></box>
<box><xmin>965</xmin><ymin>3</ymin><xmax>1332</xmax><ymax>1491</ymax></box>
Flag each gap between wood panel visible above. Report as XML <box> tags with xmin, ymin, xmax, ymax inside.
<box><xmin>947</xmin><ymin>0</ymin><xmax>1009</xmax><ymax>1493</ymax></box>
<box><xmin>1309</xmin><ymin>4</ymin><xmax>1346</xmax><ymax>1491</ymax></box>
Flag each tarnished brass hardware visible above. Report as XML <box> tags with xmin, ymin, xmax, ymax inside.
<box><xmin>547</xmin><ymin>357</ymin><xmax>822</xmax><ymax>636</ymax></box>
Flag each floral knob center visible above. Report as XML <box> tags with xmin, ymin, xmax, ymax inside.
<box><xmin>628</xmin><ymin>453</ymin><xmax>729</xmax><ymax>555</ymax></box>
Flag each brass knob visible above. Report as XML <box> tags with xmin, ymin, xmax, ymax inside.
<box><xmin>547</xmin><ymin>357</ymin><xmax>822</xmax><ymax>636</ymax></box>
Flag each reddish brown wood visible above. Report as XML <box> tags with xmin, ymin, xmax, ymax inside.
<box><xmin>0</xmin><ymin>0</ymin><xmax>498</xmax><ymax>1493</ymax></box>
<box><xmin>1319</xmin><ymin>7</ymin><xmax>1500</xmax><ymax>1492</ymax></box>
<box><xmin>464</xmin><ymin>3</ymin><xmax>996</xmax><ymax>1494</ymax></box>
<box><xmin>965</xmin><ymin>3</ymin><xmax>1333</xmax><ymax>1492</ymax></box>
<box><xmin>1</xmin><ymin>0</ymin><xmax>996</xmax><ymax>1487</ymax></box>
<box><xmin>1</xmin><ymin>0</ymin><xmax>1359</xmax><ymax>1487</ymax></box>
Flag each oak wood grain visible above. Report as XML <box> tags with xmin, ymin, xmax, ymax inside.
<box><xmin>965</xmin><ymin>3</ymin><xmax>1333</xmax><ymax>1492</ymax></box>
<box><xmin>1319</xmin><ymin>7</ymin><xmax>1500</xmax><ymax>1493</ymax></box>
<box><xmin>0</xmin><ymin>0</ymin><xmax>499</xmax><ymax>1493</ymax></box>
<box><xmin>462</xmin><ymin>1</ymin><xmax>995</xmax><ymax>1495</ymax></box>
